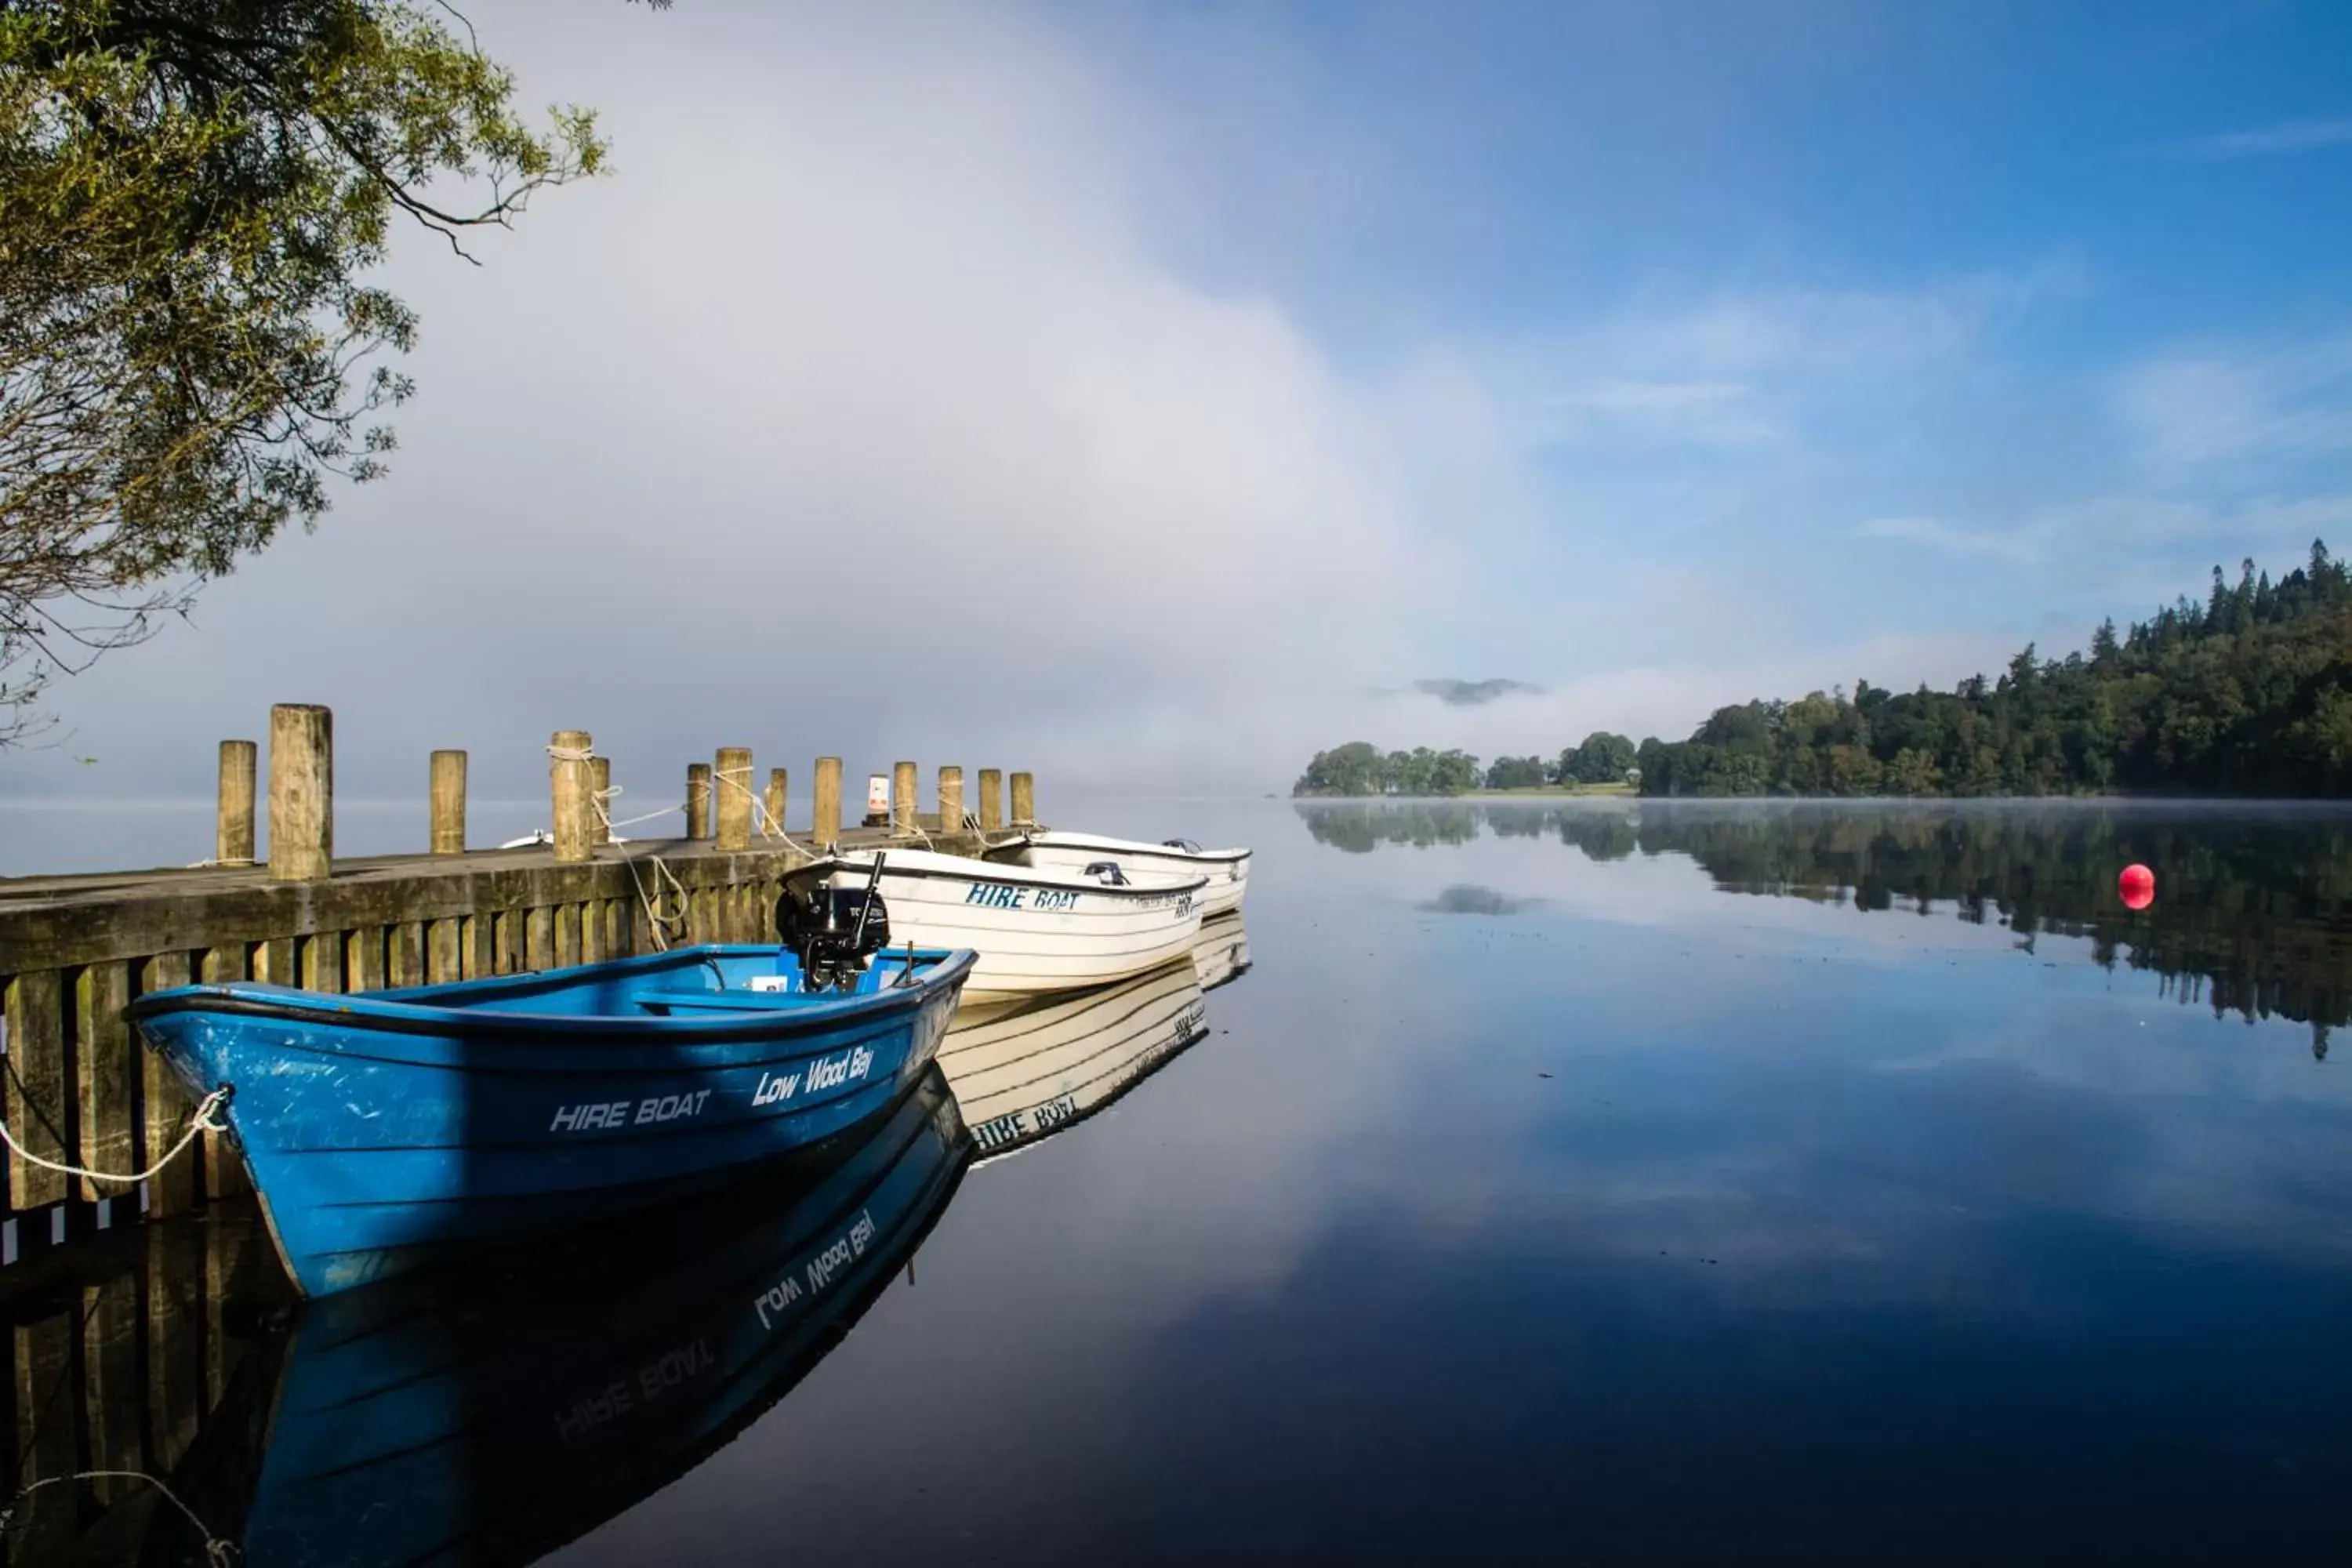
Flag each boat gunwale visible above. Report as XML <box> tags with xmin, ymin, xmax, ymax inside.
<box><xmin>823</xmin><ymin>851</ymin><xmax>1212</xmax><ymax>899</ymax></box>
<box><xmin>1007</xmin><ymin>831</ymin><xmax>1254</xmax><ymax>867</ymax></box>
<box><xmin>122</xmin><ymin>942</ymin><xmax>976</xmax><ymax>1044</ymax></box>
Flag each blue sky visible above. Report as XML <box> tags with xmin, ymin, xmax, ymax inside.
<box><xmin>1082</xmin><ymin>0</ymin><xmax>2352</xmax><ymax>662</ymax></box>
<box><xmin>11</xmin><ymin>0</ymin><xmax>2352</xmax><ymax>807</ymax></box>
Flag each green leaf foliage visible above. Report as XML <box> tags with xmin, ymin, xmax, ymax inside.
<box><xmin>1</xmin><ymin>0</ymin><xmax>640</xmax><ymax>738</ymax></box>
<box><xmin>1638</xmin><ymin>546</ymin><xmax>2352</xmax><ymax>797</ymax></box>
<box><xmin>1294</xmin><ymin>742</ymin><xmax>1483</xmax><ymax>797</ymax></box>
<box><xmin>1297</xmin><ymin>546</ymin><xmax>2352</xmax><ymax>800</ymax></box>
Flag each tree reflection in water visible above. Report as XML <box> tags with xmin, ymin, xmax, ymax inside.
<box><xmin>1298</xmin><ymin>799</ymin><xmax>2352</xmax><ymax>1052</ymax></box>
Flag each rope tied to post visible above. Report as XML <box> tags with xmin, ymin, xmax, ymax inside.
<box><xmin>0</xmin><ymin>1087</ymin><xmax>229</xmax><ymax>1185</ymax></box>
<box><xmin>707</xmin><ymin>762</ymin><xmax>815</xmax><ymax>856</ymax></box>
<box><xmin>546</xmin><ymin>744</ymin><xmax>690</xmax><ymax>951</ymax></box>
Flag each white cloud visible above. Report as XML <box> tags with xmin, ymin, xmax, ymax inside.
<box><xmin>2180</xmin><ymin>118</ymin><xmax>2352</xmax><ymax>161</ymax></box>
<box><xmin>1236</xmin><ymin>626</ymin><xmax>2028</xmax><ymax>763</ymax></box>
<box><xmin>1857</xmin><ymin>516</ymin><xmax>2038</xmax><ymax>561</ymax></box>
<box><xmin>20</xmin><ymin>0</ymin><xmax>1506</xmax><ymax>800</ymax></box>
<box><xmin>2116</xmin><ymin>333</ymin><xmax>2352</xmax><ymax>473</ymax></box>
<box><xmin>1548</xmin><ymin>379</ymin><xmax>1752</xmax><ymax>412</ymax></box>
<box><xmin>1472</xmin><ymin>260</ymin><xmax>2087</xmax><ymax>458</ymax></box>
<box><xmin>1610</xmin><ymin>263</ymin><xmax>2087</xmax><ymax>376</ymax></box>
<box><xmin>1843</xmin><ymin>495</ymin><xmax>2352</xmax><ymax>627</ymax></box>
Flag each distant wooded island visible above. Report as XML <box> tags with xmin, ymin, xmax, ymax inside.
<box><xmin>1295</xmin><ymin>543</ymin><xmax>2352</xmax><ymax>798</ymax></box>
<box><xmin>1410</xmin><ymin>678</ymin><xmax>1544</xmax><ymax>706</ymax></box>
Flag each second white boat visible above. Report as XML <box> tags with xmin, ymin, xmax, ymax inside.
<box><xmin>822</xmin><ymin>848</ymin><xmax>1206</xmax><ymax>1000</ymax></box>
<box><xmin>987</xmin><ymin>830</ymin><xmax>1251</xmax><ymax>916</ymax></box>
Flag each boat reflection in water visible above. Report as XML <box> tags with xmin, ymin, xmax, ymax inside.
<box><xmin>151</xmin><ymin>1072</ymin><xmax>970</xmax><ymax>1566</ymax></box>
<box><xmin>938</xmin><ymin>913</ymin><xmax>1247</xmax><ymax>1163</ymax></box>
<box><xmin>1190</xmin><ymin>910</ymin><xmax>1251</xmax><ymax>993</ymax></box>
<box><xmin>125</xmin><ymin>920</ymin><xmax>1250</xmax><ymax>1563</ymax></box>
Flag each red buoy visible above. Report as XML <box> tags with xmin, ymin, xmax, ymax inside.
<box><xmin>2119</xmin><ymin>863</ymin><xmax>2155</xmax><ymax>910</ymax></box>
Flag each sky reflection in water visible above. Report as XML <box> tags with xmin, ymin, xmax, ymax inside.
<box><xmin>68</xmin><ymin>798</ymin><xmax>2337</xmax><ymax>1564</ymax></box>
<box><xmin>526</xmin><ymin>800</ymin><xmax>2352</xmax><ymax>1566</ymax></box>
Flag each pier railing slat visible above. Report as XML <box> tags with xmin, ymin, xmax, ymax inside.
<box><xmin>5</xmin><ymin>968</ymin><xmax>71</xmax><ymax>1212</ymax></box>
<box><xmin>137</xmin><ymin>950</ymin><xmax>198</xmax><ymax>1218</ymax></box>
<box><xmin>74</xmin><ymin>960</ymin><xmax>135</xmax><ymax>1207</ymax></box>
<box><xmin>304</xmin><ymin>929</ymin><xmax>346</xmax><ymax>993</ymax></box>
<box><xmin>83</xmin><ymin>1272</ymin><xmax>143</xmax><ymax>1490</ymax></box>
<box><xmin>144</xmin><ymin>1218</ymin><xmax>206</xmax><ymax>1470</ymax></box>
<box><xmin>426</xmin><ymin>916</ymin><xmax>462</xmax><ymax>985</ymax></box>
<box><xmin>13</xmin><ymin>1312</ymin><xmax>76</xmax><ymax>1558</ymax></box>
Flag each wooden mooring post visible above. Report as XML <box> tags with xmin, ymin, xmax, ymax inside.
<box><xmin>938</xmin><ymin>766</ymin><xmax>964</xmax><ymax>832</ymax></box>
<box><xmin>716</xmin><ymin>748</ymin><xmax>754</xmax><ymax>851</ymax></box>
<box><xmin>813</xmin><ymin>757</ymin><xmax>842</xmax><ymax>849</ymax></box>
<box><xmin>1011</xmin><ymin>770</ymin><xmax>1036</xmax><ymax>829</ymax></box>
<box><xmin>685</xmin><ymin>763</ymin><xmax>713</xmax><ymax>840</ymax></box>
<box><xmin>766</xmin><ymin>768</ymin><xmax>789</xmax><ymax>838</ymax></box>
<box><xmin>430</xmin><ymin>750</ymin><xmax>467</xmax><ymax>855</ymax></box>
<box><xmin>978</xmin><ymin>768</ymin><xmax>1004</xmax><ymax>833</ymax></box>
<box><xmin>550</xmin><ymin>731</ymin><xmax>593</xmax><ymax>864</ymax></box>
<box><xmin>891</xmin><ymin>761</ymin><xmax>918</xmax><ymax>837</ymax></box>
<box><xmin>0</xmin><ymin>711</ymin><xmax>1005</xmax><ymax>1275</ymax></box>
<box><xmin>216</xmin><ymin>741</ymin><xmax>256</xmax><ymax>866</ymax></box>
<box><xmin>267</xmin><ymin>704</ymin><xmax>332</xmax><ymax>882</ymax></box>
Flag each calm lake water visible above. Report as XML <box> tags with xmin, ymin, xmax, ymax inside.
<box><xmin>12</xmin><ymin>798</ymin><xmax>2352</xmax><ymax>1564</ymax></box>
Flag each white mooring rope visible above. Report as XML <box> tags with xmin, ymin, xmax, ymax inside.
<box><xmin>548</xmin><ymin>748</ymin><xmax>957</xmax><ymax>950</ymax></box>
<box><xmin>708</xmin><ymin>760</ymin><xmax>822</xmax><ymax>855</ymax></box>
<box><xmin>546</xmin><ymin>746</ymin><xmax>690</xmax><ymax>951</ymax></box>
<box><xmin>2</xmin><ymin>1469</ymin><xmax>238</xmax><ymax>1563</ymax></box>
<box><xmin>0</xmin><ymin>1089</ymin><xmax>228</xmax><ymax>1186</ymax></box>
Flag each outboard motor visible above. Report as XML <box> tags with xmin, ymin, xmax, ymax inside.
<box><xmin>1083</xmin><ymin>860</ymin><xmax>1130</xmax><ymax>887</ymax></box>
<box><xmin>778</xmin><ymin>855</ymin><xmax>892</xmax><ymax>993</ymax></box>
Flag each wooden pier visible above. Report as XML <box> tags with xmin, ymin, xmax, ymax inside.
<box><xmin>0</xmin><ymin>706</ymin><xmax>1039</xmax><ymax>1271</ymax></box>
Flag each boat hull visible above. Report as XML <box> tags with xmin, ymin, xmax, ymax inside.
<box><xmin>200</xmin><ymin>1076</ymin><xmax>972</xmax><ymax>1567</ymax></box>
<box><xmin>125</xmin><ymin>945</ymin><xmax>971</xmax><ymax>1296</ymax></box>
<box><xmin>830</xmin><ymin>849</ymin><xmax>1206</xmax><ymax>1000</ymax></box>
<box><xmin>999</xmin><ymin>832</ymin><xmax>1251</xmax><ymax>916</ymax></box>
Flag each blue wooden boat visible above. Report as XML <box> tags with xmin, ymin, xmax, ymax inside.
<box><xmin>125</xmin><ymin>938</ymin><xmax>975</xmax><ymax>1298</ymax></box>
<box><xmin>143</xmin><ymin>1074</ymin><xmax>971</xmax><ymax>1566</ymax></box>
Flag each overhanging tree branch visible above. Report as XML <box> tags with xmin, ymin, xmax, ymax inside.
<box><xmin>1</xmin><ymin>0</ymin><xmax>648</xmax><ymax>743</ymax></box>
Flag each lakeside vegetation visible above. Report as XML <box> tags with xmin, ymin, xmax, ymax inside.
<box><xmin>1293</xmin><ymin>731</ymin><xmax>1640</xmax><ymax>797</ymax></box>
<box><xmin>1294</xmin><ymin>544</ymin><xmax>2352</xmax><ymax>799</ymax></box>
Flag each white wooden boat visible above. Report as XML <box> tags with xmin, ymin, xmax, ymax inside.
<box><xmin>989</xmin><ymin>830</ymin><xmax>1251</xmax><ymax>916</ymax></box>
<box><xmin>938</xmin><ymin>956</ymin><xmax>1209</xmax><ymax>1163</ymax></box>
<box><xmin>1192</xmin><ymin>911</ymin><xmax>1251</xmax><ymax>992</ymax></box>
<box><xmin>823</xmin><ymin>848</ymin><xmax>1206</xmax><ymax>1001</ymax></box>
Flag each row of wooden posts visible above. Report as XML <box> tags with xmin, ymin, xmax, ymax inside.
<box><xmin>0</xmin><ymin>703</ymin><xmax>1040</xmax><ymax>1265</ymax></box>
<box><xmin>209</xmin><ymin>703</ymin><xmax>1036</xmax><ymax>872</ymax></box>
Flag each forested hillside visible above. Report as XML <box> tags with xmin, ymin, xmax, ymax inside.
<box><xmin>1295</xmin><ymin>545</ymin><xmax>2352</xmax><ymax>798</ymax></box>
<box><xmin>1638</xmin><ymin>543</ymin><xmax>2352</xmax><ymax>797</ymax></box>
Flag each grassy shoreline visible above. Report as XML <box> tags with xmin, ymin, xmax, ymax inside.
<box><xmin>1465</xmin><ymin>782</ymin><xmax>1636</xmax><ymax>797</ymax></box>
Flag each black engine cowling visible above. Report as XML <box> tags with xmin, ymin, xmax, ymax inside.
<box><xmin>778</xmin><ymin>862</ymin><xmax>891</xmax><ymax>993</ymax></box>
